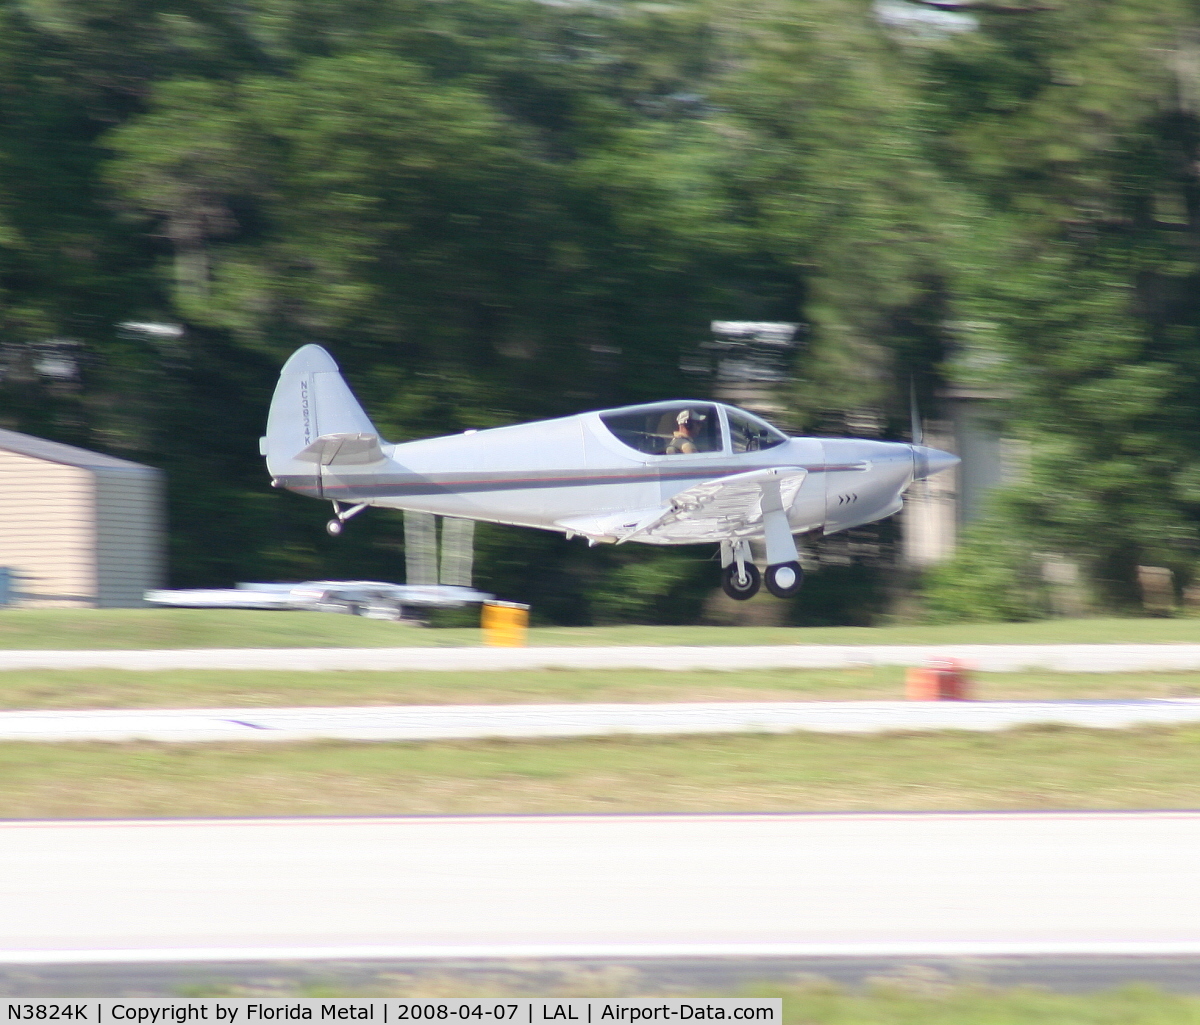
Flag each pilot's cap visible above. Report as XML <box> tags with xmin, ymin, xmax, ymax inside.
<box><xmin>677</xmin><ymin>409</ymin><xmax>707</xmax><ymax>425</ymax></box>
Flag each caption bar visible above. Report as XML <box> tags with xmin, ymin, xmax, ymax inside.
<box><xmin>5</xmin><ymin>1002</ymin><xmax>781</xmax><ymax>1024</ymax></box>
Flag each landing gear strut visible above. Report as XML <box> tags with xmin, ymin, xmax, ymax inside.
<box><xmin>326</xmin><ymin>501</ymin><xmax>368</xmax><ymax>536</ymax></box>
<box><xmin>760</xmin><ymin>475</ymin><xmax>805</xmax><ymax>598</ymax></box>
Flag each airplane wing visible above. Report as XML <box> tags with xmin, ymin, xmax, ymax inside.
<box><xmin>294</xmin><ymin>432</ymin><xmax>385</xmax><ymax>467</ymax></box>
<box><xmin>557</xmin><ymin>466</ymin><xmax>809</xmax><ymax>544</ymax></box>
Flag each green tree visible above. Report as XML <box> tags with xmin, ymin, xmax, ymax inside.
<box><xmin>709</xmin><ymin>0</ymin><xmax>968</xmax><ymax>427</ymax></box>
<box><xmin>919</xmin><ymin>0</ymin><xmax>1200</xmax><ymax>611</ymax></box>
<box><xmin>100</xmin><ymin>0</ymin><xmax>742</xmax><ymax>594</ymax></box>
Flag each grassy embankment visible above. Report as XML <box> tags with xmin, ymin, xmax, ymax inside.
<box><xmin>0</xmin><ymin>609</ymin><xmax>1198</xmax><ymax>648</ymax></box>
<box><xmin>777</xmin><ymin>984</ymin><xmax>1200</xmax><ymax>1024</ymax></box>
<box><xmin>769</xmin><ymin>981</ymin><xmax>1200</xmax><ymax>1024</ymax></box>
<box><xmin>176</xmin><ymin>977</ymin><xmax>1200</xmax><ymax>1020</ymax></box>
<box><xmin>4</xmin><ymin>724</ymin><xmax>1200</xmax><ymax>817</ymax></box>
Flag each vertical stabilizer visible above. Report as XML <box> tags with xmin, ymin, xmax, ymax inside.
<box><xmin>264</xmin><ymin>345</ymin><xmax>380</xmax><ymax>477</ymax></box>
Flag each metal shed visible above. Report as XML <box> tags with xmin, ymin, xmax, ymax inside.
<box><xmin>0</xmin><ymin>428</ymin><xmax>165</xmax><ymax>607</ymax></box>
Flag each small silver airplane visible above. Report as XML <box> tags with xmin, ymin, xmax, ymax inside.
<box><xmin>263</xmin><ymin>345</ymin><xmax>958</xmax><ymax>600</ymax></box>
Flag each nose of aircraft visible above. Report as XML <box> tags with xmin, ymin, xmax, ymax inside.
<box><xmin>911</xmin><ymin>445</ymin><xmax>960</xmax><ymax>479</ymax></box>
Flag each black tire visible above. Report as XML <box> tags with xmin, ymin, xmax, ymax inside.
<box><xmin>326</xmin><ymin>518</ymin><xmax>344</xmax><ymax>536</ymax></box>
<box><xmin>722</xmin><ymin>561</ymin><xmax>761</xmax><ymax>601</ymax></box>
<box><xmin>765</xmin><ymin>561</ymin><xmax>804</xmax><ymax>598</ymax></box>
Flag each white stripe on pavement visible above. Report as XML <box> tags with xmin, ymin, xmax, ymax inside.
<box><xmin>3</xmin><ymin>698</ymin><xmax>1200</xmax><ymax>742</ymax></box>
<box><xmin>0</xmin><ymin>643</ymin><xmax>1199</xmax><ymax>672</ymax></box>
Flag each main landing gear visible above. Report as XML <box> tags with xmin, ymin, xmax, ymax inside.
<box><xmin>720</xmin><ymin>476</ymin><xmax>806</xmax><ymax>601</ymax></box>
<box><xmin>721</xmin><ymin>545</ymin><xmax>806</xmax><ymax>601</ymax></box>
<box><xmin>764</xmin><ymin>560</ymin><xmax>804</xmax><ymax>599</ymax></box>
<box><xmin>326</xmin><ymin>501</ymin><xmax>368</xmax><ymax>536</ymax></box>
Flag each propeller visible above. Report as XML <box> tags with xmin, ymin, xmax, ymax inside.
<box><xmin>909</xmin><ymin>378</ymin><xmax>924</xmax><ymax>447</ymax></box>
<box><xmin>909</xmin><ymin>377</ymin><xmax>928</xmax><ymax>481</ymax></box>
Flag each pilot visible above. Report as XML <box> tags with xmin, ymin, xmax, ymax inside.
<box><xmin>665</xmin><ymin>409</ymin><xmax>705</xmax><ymax>454</ymax></box>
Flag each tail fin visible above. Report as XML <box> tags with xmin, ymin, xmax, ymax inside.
<box><xmin>263</xmin><ymin>345</ymin><xmax>383</xmax><ymax>478</ymax></box>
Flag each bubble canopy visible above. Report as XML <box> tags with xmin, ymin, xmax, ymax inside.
<box><xmin>599</xmin><ymin>401</ymin><xmax>788</xmax><ymax>456</ymax></box>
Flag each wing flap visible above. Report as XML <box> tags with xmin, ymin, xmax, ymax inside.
<box><xmin>555</xmin><ymin>467</ymin><xmax>809</xmax><ymax>545</ymax></box>
<box><xmin>622</xmin><ymin>466</ymin><xmax>809</xmax><ymax>543</ymax></box>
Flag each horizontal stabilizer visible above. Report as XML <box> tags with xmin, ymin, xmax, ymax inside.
<box><xmin>295</xmin><ymin>432</ymin><xmax>385</xmax><ymax>467</ymax></box>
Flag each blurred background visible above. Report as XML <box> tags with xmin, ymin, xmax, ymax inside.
<box><xmin>1</xmin><ymin>0</ymin><xmax>1198</xmax><ymax>626</ymax></box>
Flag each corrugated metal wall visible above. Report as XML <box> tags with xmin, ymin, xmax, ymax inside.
<box><xmin>94</xmin><ymin>466</ymin><xmax>166</xmax><ymax>607</ymax></box>
<box><xmin>0</xmin><ymin>449</ymin><xmax>95</xmax><ymax>604</ymax></box>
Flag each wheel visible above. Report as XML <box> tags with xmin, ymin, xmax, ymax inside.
<box><xmin>326</xmin><ymin>518</ymin><xmax>343</xmax><ymax>536</ymax></box>
<box><xmin>765</xmin><ymin>561</ymin><xmax>804</xmax><ymax>598</ymax></box>
<box><xmin>721</xmin><ymin>561</ymin><xmax>761</xmax><ymax>601</ymax></box>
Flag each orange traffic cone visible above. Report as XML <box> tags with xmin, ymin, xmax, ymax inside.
<box><xmin>905</xmin><ymin>658</ymin><xmax>971</xmax><ymax>700</ymax></box>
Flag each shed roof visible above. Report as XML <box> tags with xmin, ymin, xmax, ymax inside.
<box><xmin>0</xmin><ymin>427</ymin><xmax>159</xmax><ymax>473</ymax></box>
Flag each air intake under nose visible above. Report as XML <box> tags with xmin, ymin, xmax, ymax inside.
<box><xmin>911</xmin><ymin>445</ymin><xmax>960</xmax><ymax>479</ymax></box>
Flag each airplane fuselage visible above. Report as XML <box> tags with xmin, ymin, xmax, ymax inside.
<box><xmin>265</xmin><ymin>346</ymin><xmax>958</xmax><ymax>598</ymax></box>
<box><xmin>273</xmin><ymin>400</ymin><xmax>939</xmax><ymax>543</ymax></box>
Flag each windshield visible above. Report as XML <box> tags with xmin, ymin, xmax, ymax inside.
<box><xmin>728</xmin><ymin>410</ymin><xmax>788</xmax><ymax>452</ymax></box>
<box><xmin>600</xmin><ymin>403</ymin><xmax>722</xmax><ymax>455</ymax></box>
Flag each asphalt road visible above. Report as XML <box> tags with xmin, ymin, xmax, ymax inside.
<box><xmin>3</xmin><ymin>812</ymin><xmax>1200</xmax><ymax>964</ymax></box>
<box><xmin>6</xmin><ymin>699</ymin><xmax>1200</xmax><ymax>742</ymax></box>
<box><xmin>0</xmin><ymin>643</ymin><xmax>1199</xmax><ymax>671</ymax></box>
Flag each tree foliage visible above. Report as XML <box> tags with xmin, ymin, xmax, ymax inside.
<box><xmin>920</xmin><ymin>0</ymin><xmax>1200</xmax><ymax>611</ymax></box>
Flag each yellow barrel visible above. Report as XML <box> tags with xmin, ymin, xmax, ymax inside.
<box><xmin>481</xmin><ymin>600</ymin><xmax>530</xmax><ymax>647</ymax></box>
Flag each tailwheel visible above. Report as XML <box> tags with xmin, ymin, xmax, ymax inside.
<box><xmin>765</xmin><ymin>561</ymin><xmax>804</xmax><ymax>598</ymax></box>
<box><xmin>325</xmin><ymin>501</ymin><xmax>367</xmax><ymax>537</ymax></box>
<box><xmin>721</xmin><ymin>561</ymin><xmax>761</xmax><ymax>601</ymax></box>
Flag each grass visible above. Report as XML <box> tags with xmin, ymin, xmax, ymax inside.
<box><xmin>0</xmin><ymin>609</ymin><xmax>1199</xmax><ymax>649</ymax></box>
<box><xmin>523</xmin><ymin>619</ymin><xmax>1200</xmax><ymax>646</ymax></box>
<box><xmin>166</xmin><ymin>977</ymin><xmax>1200</xmax><ymax>1019</ymax></box>
<box><xmin>0</xmin><ymin>609</ymin><xmax>435</xmax><ymax>649</ymax></box>
<box><xmin>151</xmin><ymin>973</ymin><xmax>1200</xmax><ymax>1016</ymax></box>
<box><xmin>768</xmin><ymin>981</ymin><xmax>1200</xmax><ymax>1024</ymax></box>
<box><xmin>4</xmin><ymin>666</ymin><xmax>1200</xmax><ymax>710</ymax></box>
<box><xmin>3</xmin><ymin>724</ymin><xmax>1200</xmax><ymax>817</ymax></box>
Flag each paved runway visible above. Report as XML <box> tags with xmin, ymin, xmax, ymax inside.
<box><xmin>2</xmin><ymin>643</ymin><xmax>1200</xmax><ymax>671</ymax></box>
<box><xmin>5</xmin><ymin>699</ymin><xmax>1200</xmax><ymax>742</ymax></box>
<box><xmin>2</xmin><ymin>812</ymin><xmax>1200</xmax><ymax>963</ymax></box>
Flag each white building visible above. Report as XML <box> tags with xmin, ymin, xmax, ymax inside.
<box><xmin>0</xmin><ymin>428</ymin><xmax>165</xmax><ymax>606</ymax></box>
